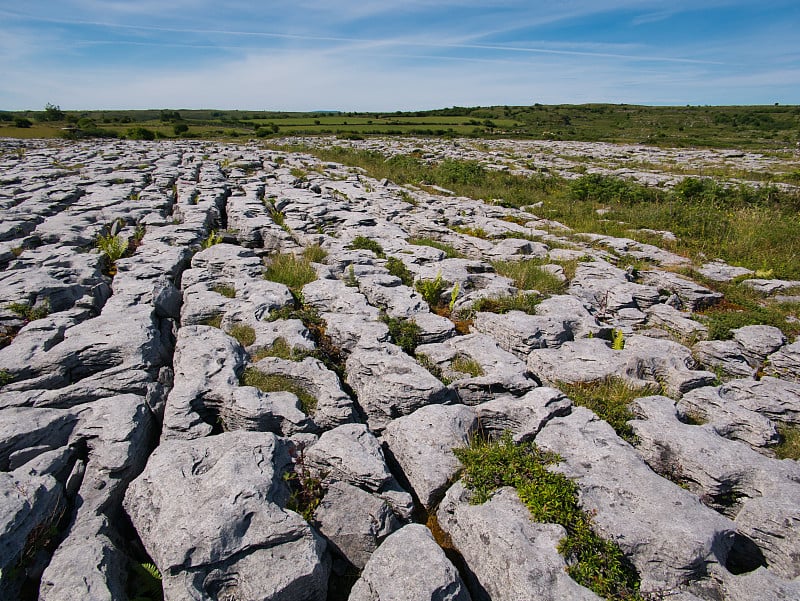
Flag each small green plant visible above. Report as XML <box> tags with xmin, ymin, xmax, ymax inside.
<box><xmin>7</xmin><ymin>301</ymin><xmax>50</xmax><ymax>322</ymax></box>
<box><xmin>557</xmin><ymin>379</ymin><xmax>650</xmax><ymax>444</ymax></box>
<box><xmin>267</xmin><ymin>203</ymin><xmax>286</xmax><ymax>227</ymax></box>
<box><xmin>386</xmin><ymin>256</ymin><xmax>414</xmax><ymax>286</ymax></box>
<box><xmin>201</xmin><ymin>230</ymin><xmax>223</xmax><ymax>249</ymax></box>
<box><xmin>344</xmin><ymin>264</ymin><xmax>358</xmax><ymax>287</ymax></box>
<box><xmin>449</xmin><ymin>282</ymin><xmax>460</xmax><ymax>313</ymax></box>
<box><xmin>128</xmin><ymin>561</ymin><xmax>163</xmax><ymax>601</ymax></box>
<box><xmin>455</xmin><ymin>434</ymin><xmax>642</xmax><ymax>600</ymax></box>
<box><xmin>211</xmin><ymin>284</ymin><xmax>236</xmax><ymax>298</ymax></box>
<box><xmin>416</xmin><ymin>272</ymin><xmax>448</xmax><ymax>308</ymax></box>
<box><xmin>284</xmin><ymin>442</ymin><xmax>325</xmax><ymax>522</ymax></box>
<box><xmin>227</xmin><ymin>323</ymin><xmax>256</xmax><ymax>347</ymax></box>
<box><xmin>264</xmin><ymin>253</ymin><xmax>318</xmax><ymax>292</ymax></box>
<box><xmin>0</xmin><ymin>369</ymin><xmax>13</xmax><ymax>388</ymax></box>
<box><xmin>381</xmin><ymin>314</ymin><xmax>421</xmax><ymax>354</ymax></box>
<box><xmin>451</xmin><ymin>354</ymin><xmax>484</xmax><ymax>377</ymax></box>
<box><xmin>774</xmin><ymin>424</ymin><xmax>800</xmax><ymax>460</ymax></box>
<box><xmin>349</xmin><ymin>236</ymin><xmax>386</xmax><ymax>258</ymax></box>
<box><xmin>97</xmin><ymin>232</ymin><xmax>129</xmax><ymax>265</ymax></box>
<box><xmin>611</xmin><ymin>329</ymin><xmax>625</xmax><ymax>350</ymax></box>
<box><xmin>452</xmin><ymin>225</ymin><xmax>489</xmax><ymax>239</ymax></box>
<box><xmin>241</xmin><ymin>367</ymin><xmax>317</xmax><ymax>414</ymax></box>
<box><xmin>302</xmin><ymin>244</ymin><xmax>328</xmax><ymax>263</ymax></box>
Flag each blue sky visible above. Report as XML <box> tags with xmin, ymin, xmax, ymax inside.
<box><xmin>1</xmin><ymin>1</ymin><xmax>798</xmax><ymax>110</ymax></box>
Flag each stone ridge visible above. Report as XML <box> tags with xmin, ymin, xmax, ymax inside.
<box><xmin>0</xmin><ymin>138</ymin><xmax>798</xmax><ymax>601</ymax></box>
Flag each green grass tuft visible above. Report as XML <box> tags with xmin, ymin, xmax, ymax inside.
<box><xmin>349</xmin><ymin>236</ymin><xmax>386</xmax><ymax>258</ymax></box>
<box><xmin>227</xmin><ymin>323</ymin><xmax>256</xmax><ymax>347</ymax></box>
<box><xmin>386</xmin><ymin>256</ymin><xmax>414</xmax><ymax>286</ymax></box>
<box><xmin>264</xmin><ymin>253</ymin><xmax>318</xmax><ymax>292</ymax></box>
<box><xmin>302</xmin><ymin>244</ymin><xmax>328</xmax><ymax>263</ymax></box>
<box><xmin>408</xmin><ymin>237</ymin><xmax>465</xmax><ymax>259</ymax></box>
<box><xmin>211</xmin><ymin>284</ymin><xmax>236</xmax><ymax>298</ymax></box>
<box><xmin>556</xmin><ymin>378</ymin><xmax>650</xmax><ymax>444</ymax></box>
<box><xmin>381</xmin><ymin>314</ymin><xmax>421</xmax><ymax>354</ymax></box>
<box><xmin>774</xmin><ymin>424</ymin><xmax>800</xmax><ymax>460</ymax></box>
<box><xmin>240</xmin><ymin>367</ymin><xmax>317</xmax><ymax>414</ymax></box>
<box><xmin>7</xmin><ymin>301</ymin><xmax>50</xmax><ymax>322</ymax></box>
<box><xmin>471</xmin><ymin>293</ymin><xmax>541</xmax><ymax>315</ymax></box>
<box><xmin>492</xmin><ymin>259</ymin><xmax>567</xmax><ymax>294</ymax></box>
<box><xmin>451</xmin><ymin>355</ymin><xmax>484</xmax><ymax>377</ymax></box>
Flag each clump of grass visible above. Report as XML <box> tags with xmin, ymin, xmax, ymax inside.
<box><xmin>302</xmin><ymin>244</ymin><xmax>328</xmax><ymax>263</ymax></box>
<box><xmin>451</xmin><ymin>355</ymin><xmax>484</xmax><ymax>377</ymax></box>
<box><xmin>240</xmin><ymin>367</ymin><xmax>317</xmax><ymax>414</ymax></box>
<box><xmin>264</xmin><ymin>253</ymin><xmax>318</xmax><ymax>292</ymax></box>
<box><xmin>452</xmin><ymin>225</ymin><xmax>489</xmax><ymax>239</ymax></box>
<box><xmin>493</xmin><ymin>259</ymin><xmax>566</xmax><ymax>294</ymax></box>
<box><xmin>416</xmin><ymin>272</ymin><xmax>448</xmax><ymax>308</ymax></box>
<box><xmin>199</xmin><ymin>314</ymin><xmax>223</xmax><ymax>328</ymax></box>
<box><xmin>386</xmin><ymin>256</ymin><xmax>414</xmax><ymax>286</ymax></box>
<box><xmin>471</xmin><ymin>293</ymin><xmax>541</xmax><ymax>315</ymax></box>
<box><xmin>381</xmin><ymin>314</ymin><xmax>421</xmax><ymax>354</ymax></box>
<box><xmin>349</xmin><ymin>236</ymin><xmax>385</xmax><ymax>258</ymax></box>
<box><xmin>250</xmin><ymin>337</ymin><xmax>308</xmax><ymax>362</ymax></box>
<box><xmin>227</xmin><ymin>323</ymin><xmax>256</xmax><ymax>347</ymax></box>
<box><xmin>556</xmin><ymin>378</ymin><xmax>650</xmax><ymax>444</ymax></box>
<box><xmin>774</xmin><ymin>424</ymin><xmax>800</xmax><ymax>460</ymax></box>
<box><xmin>211</xmin><ymin>284</ymin><xmax>236</xmax><ymax>298</ymax></box>
<box><xmin>408</xmin><ymin>237</ymin><xmax>465</xmax><ymax>259</ymax></box>
<box><xmin>455</xmin><ymin>434</ymin><xmax>642</xmax><ymax>600</ymax></box>
<box><xmin>7</xmin><ymin>301</ymin><xmax>50</xmax><ymax>322</ymax></box>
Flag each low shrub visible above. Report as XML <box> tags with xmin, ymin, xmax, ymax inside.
<box><xmin>381</xmin><ymin>314</ymin><xmax>421</xmax><ymax>354</ymax></box>
<box><xmin>7</xmin><ymin>301</ymin><xmax>50</xmax><ymax>322</ymax></box>
<box><xmin>349</xmin><ymin>236</ymin><xmax>385</xmax><ymax>258</ymax></box>
<box><xmin>386</xmin><ymin>256</ymin><xmax>414</xmax><ymax>286</ymax></box>
<box><xmin>455</xmin><ymin>434</ymin><xmax>642</xmax><ymax>600</ymax></box>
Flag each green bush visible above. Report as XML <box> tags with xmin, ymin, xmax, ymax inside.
<box><xmin>455</xmin><ymin>434</ymin><xmax>641</xmax><ymax>600</ymax></box>
<box><xmin>13</xmin><ymin>117</ymin><xmax>32</xmax><ymax>128</ymax></box>
<box><xmin>7</xmin><ymin>301</ymin><xmax>50</xmax><ymax>322</ymax></box>
<box><xmin>415</xmin><ymin>273</ymin><xmax>448</xmax><ymax>308</ymax></box>
<box><xmin>386</xmin><ymin>256</ymin><xmax>414</xmax><ymax>286</ymax></box>
<box><xmin>381</xmin><ymin>314</ymin><xmax>421</xmax><ymax>354</ymax></box>
<box><xmin>125</xmin><ymin>127</ymin><xmax>156</xmax><ymax>141</ymax></box>
<box><xmin>349</xmin><ymin>236</ymin><xmax>385</xmax><ymax>258</ymax></box>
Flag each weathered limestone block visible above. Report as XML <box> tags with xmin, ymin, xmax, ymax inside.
<box><xmin>124</xmin><ymin>432</ymin><xmax>329</xmax><ymax>601</ymax></box>
<box><xmin>474</xmin><ymin>387</ymin><xmax>572</xmax><ymax>442</ymax></box>
<box><xmin>381</xmin><ymin>404</ymin><xmax>477</xmax><ymax>509</ymax></box>
<box><xmin>348</xmin><ymin>524</ymin><xmax>471</xmax><ymax>601</ymax></box>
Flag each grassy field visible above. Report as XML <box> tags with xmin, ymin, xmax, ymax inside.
<box><xmin>2</xmin><ymin>104</ymin><xmax>799</xmax><ymax>149</ymax></box>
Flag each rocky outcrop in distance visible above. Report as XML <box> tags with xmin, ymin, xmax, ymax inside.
<box><xmin>0</xmin><ymin>138</ymin><xmax>798</xmax><ymax>601</ymax></box>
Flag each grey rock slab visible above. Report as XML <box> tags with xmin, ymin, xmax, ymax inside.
<box><xmin>321</xmin><ymin>311</ymin><xmax>390</xmax><ymax>352</ymax></box>
<box><xmin>535</xmin><ymin>407</ymin><xmax>737</xmax><ymax>593</ymax></box>
<box><xmin>731</xmin><ymin>325</ymin><xmax>786</xmax><ymax>360</ymax></box>
<box><xmin>719</xmin><ymin>567</ymin><xmax>800</xmax><ymax>601</ymax></box>
<box><xmin>381</xmin><ymin>404</ymin><xmax>477</xmax><ymax>509</ymax></box>
<box><xmin>348</xmin><ymin>523</ymin><xmax>471</xmax><ymax>601</ymax></box>
<box><xmin>190</xmin><ymin>242</ymin><xmax>264</xmax><ymax>279</ymax></box>
<box><xmin>411</xmin><ymin>311</ymin><xmax>456</xmax><ymax>344</ymax></box>
<box><xmin>527</xmin><ymin>338</ymin><xmax>627</xmax><ymax>386</ymax></box>
<box><xmin>38</xmin><ymin>516</ymin><xmax>127</xmax><ymax>601</ymax></box>
<box><xmin>472</xmin><ymin>310</ymin><xmax>572</xmax><ymax>357</ymax></box>
<box><xmin>0</xmin><ymin>407</ymin><xmax>79</xmax><ymax>470</ymax></box>
<box><xmin>646</xmin><ymin>303</ymin><xmax>709</xmax><ymax>341</ymax></box>
<box><xmin>639</xmin><ymin>270</ymin><xmax>723</xmax><ymax>311</ymax></box>
<box><xmin>630</xmin><ymin>396</ymin><xmax>800</xmax><ymax>579</ymax></box>
<box><xmin>474</xmin><ymin>387</ymin><xmax>573</xmax><ymax>442</ymax></box>
<box><xmin>357</xmin><ymin>274</ymin><xmax>428</xmax><ymax>319</ymax></box>
<box><xmin>693</xmin><ymin>339</ymin><xmax>758</xmax><ymax>379</ymax></box>
<box><xmin>535</xmin><ymin>294</ymin><xmax>608</xmax><ymax>339</ymax></box>
<box><xmin>162</xmin><ymin>325</ymin><xmax>245</xmax><ymax>439</ymax></box>
<box><xmin>712</xmin><ymin>376</ymin><xmax>800</xmax><ymax>425</ymax></box>
<box><xmin>623</xmin><ymin>334</ymin><xmax>717</xmax><ymax>396</ymax></box>
<box><xmin>345</xmin><ymin>343</ymin><xmax>454</xmax><ymax>432</ymax></box>
<box><xmin>313</xmin><ymin>481</ymin><xmax>399</xmax><ymax>569</ymax></box>
<box><xmin>764</xmin><ymin>340</ymin><xmax>800</xmax><ymax>383</ymax></box>
<box><xmin>740</xmin><ymin>278</ymin><xmax>800</xmax><ymax>295</ymax></box>
<box><xmin>304</xmin><ymin>423</ymin><xmax>414</xmax><ymax>519</ymax></box>
<box><xmin>436</xmin><ymin>484</ymin><xmax>601</xmax><ymax>601</ymax></box>
<box><xmin>568</xmin><ymin>260</ymin><xmax>661</xmax><ymax>314</ymax></box>
<box><xmin>252</xmin><ymin>356</ymin><xmax>356</xmax><ymax>430</ymax></box>
<box><xmin>303</xmin><ymin>278</ymin><xmax>377</xmax><ymax>316</ymax></box>
<box><xmin>697</xmin><ymin>261</ymin><xmax>754</xmax><ymax>283</ymax></box>
<box><xmin>677</xmin><ymin>386</ymin><xmax>780</xmax><ymax>449</ymax></box>
<box><xmin>123</xmin><ymin>431</ymin><xmax>329</xmax><ymax>601</ymax></box>
<box><xmin>416</xmin><ymin>333</ymin><xmax>537</xmax><ymax>405</ymax></box>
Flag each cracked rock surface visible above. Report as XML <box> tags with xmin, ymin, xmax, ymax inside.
<box><xmin>0</xmin><ymin>138</ymin><xmax>798</xmax><ymax>600</ymax></box>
